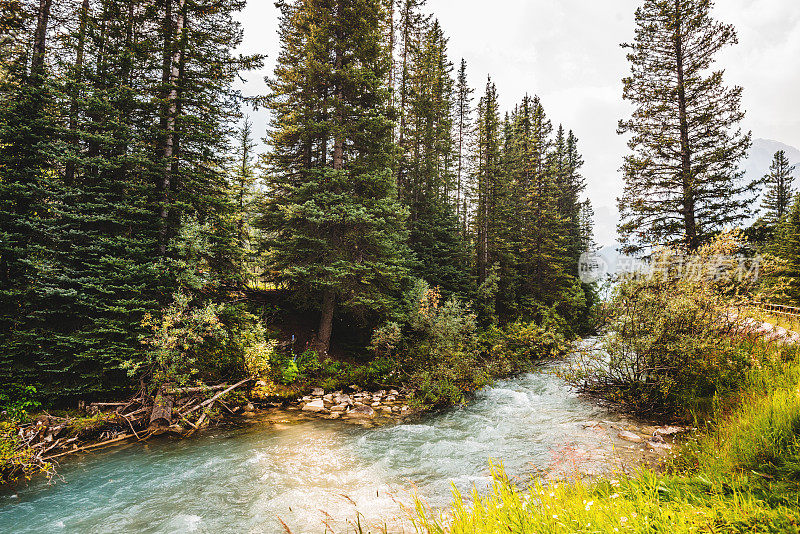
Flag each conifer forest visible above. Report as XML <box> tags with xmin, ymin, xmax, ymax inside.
<box><xmin>2</xmin><ymin>0</ymin><xmax>800</xmax><ymax>532</ymax></box>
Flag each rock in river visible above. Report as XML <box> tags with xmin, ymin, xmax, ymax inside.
<box><xmin>302</xmin><ymin>399</ymin><xmax>327</xmax><ymax>413</ymax></box>
<box><xmin>347</xmin><ymin>405</ymin><xmax>375</xmax><ymax>418</ymax></box>
<box><xmin>618</xmin><ymin>430</ymin><xmax>644</xmax><ymax>443</ymax></box>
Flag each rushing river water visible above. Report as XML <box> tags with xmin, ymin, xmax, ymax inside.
<box><xmin>0</xmin><ymin>362</ymin><xmax>649</xmax><ymax>534</ymax></box>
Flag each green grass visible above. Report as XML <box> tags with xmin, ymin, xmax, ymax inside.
<box><xmin>413</xmin><ymin>342</ymin><xmax>800</xmax><ymax>533</ymax></box>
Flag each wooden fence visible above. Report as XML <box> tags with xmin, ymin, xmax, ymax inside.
<box><xmin>751</xmin><ymin>301</ymin><xmax>800</xmax><ymax>319</ymax></box>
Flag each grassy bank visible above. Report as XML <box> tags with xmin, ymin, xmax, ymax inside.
<box><xmin>413</xmin><ymin>340</ymin><xmax>800</xmax><ymax>533</ymax></box>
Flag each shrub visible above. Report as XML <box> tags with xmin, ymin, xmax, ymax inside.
<box><xmin>567</xmin><ymin>233</ymin><xmax>762</xmax><ymax>417</ymax></box>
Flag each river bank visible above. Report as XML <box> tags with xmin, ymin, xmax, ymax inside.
<box><xmin>0</xmin><ymin>361</ymin><xmax>685</xmax><ymax>533</ymax></box>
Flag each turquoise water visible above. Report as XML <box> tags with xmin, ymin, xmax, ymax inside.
<box><xmin>0</xmin><ymin>365</ymin><xmax>636</xmax><ymax>533</ymax></box>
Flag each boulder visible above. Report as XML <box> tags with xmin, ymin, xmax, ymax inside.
<box><xmin>312</xmin><ymin>388</ymin><xmax>324</xmax><ymax>397</ymax></box>
<box><xmin>654</xmin><ymin>426</ymin><xmax>688</xmax><ymax>436</ymax></box>
<box><xmin>302</xmin><ymin>399</ymin><xmax>327</xmax><ymax>413</ymax></box>
<box><xmin>371</xmin><ymin>402</ymin><xmax>381</xmax><ymax>408</ymax></box>
<box><xmin>333</xmin><ymin>394</ymin><xmax>352</xmax><ymax>406</ymax></box>
<box><xmin>389</xmin><ymin>389</ymin><xmax>399</xmax><ymax>396</ymax></box>
<box><xmin>384</xmin><ymin>395</ymin><xmax>396</xmax><ymax>403</ymax></box>
<box><xmin>347</xmin><ymin>405</ymin><xmax>375</xmax><ymax>418</ymax></box>
<box><xmin>330</xmin><ymin>405</ymin><xmax>347</xmax><ymax>412</ymax></box>
<box><xmin>617</xmin><ymin>431</ymin><xmax>644</xmax><ymax>443</ymax></box>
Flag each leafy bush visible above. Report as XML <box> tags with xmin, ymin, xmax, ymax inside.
<box><xmin>130</xmin><ymin>292</ymin><xmax>227</xmax><ymax>387</ymax></box>
<box><xmin>130</xmin><ymin>293</ymin><xmax>275</xmax><ymax>389</ymax></box>
<box><xmin>368</xmin><ymin>322</ymin><xmax>402</xmax><ymax>357</ymax></box>
<box><xmin>0</xmin><ymin>385</ymin><xmax>40</xmax><ymax>423</ymax></box>
<box><xmin>567</xmin><ymin>233</ymin><xmax>763</xmax><ymax>417</ymax></box>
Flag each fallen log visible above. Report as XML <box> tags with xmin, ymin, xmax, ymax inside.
<box><xmin>184</xmin><ymin>377</ymin><xmax>254</xmax><ymax>436</ymax></box>
<box><xmin>150</xmin><ymin>389</ymin><xmax>174</xmax><ymax>428</ymax></box>
<box><xmin>165</xmin><ymin>384</ymin><xmax>228</xmax><ymax>395</ymax></box>
<box><xmin>181</xmin><ymin>378</ymin><xmax>254</xmax><ymax>419</ymax></box>
<box><xmin>43</xmin><ymin>433</ymin><xmax>136</xmax><ymax>461</ymax></box>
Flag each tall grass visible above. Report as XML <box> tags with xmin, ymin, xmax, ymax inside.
<box><xmin>414</xmin><ymin>341</ymin><xmax>800</xmax><ymax>533</ymax></box>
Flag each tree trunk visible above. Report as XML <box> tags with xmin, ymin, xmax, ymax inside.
<box><xmin>674</xmin><ymin>0</ymin><xmax>698</xmax><ymax>250</ymax></box>
<box><xmin>64</xmin><ymin>0</ymin><xmax>90</xmax><ymax>186</ymax></box>
<box><xmin>159</xmin><ymin>0</ymin><xmax>186</xmax><ymax>256</ymax></box>
<box><xmin>30</xmin><ymin>0</ymin><xmax>52</xmax><ymax>79</ymax></box>
<box><xmin>317</xmin><ymin>290</ymin><xmax>335</xmax><ymax>355</ymax></box>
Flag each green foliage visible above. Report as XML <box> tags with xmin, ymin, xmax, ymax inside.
<box><xmin>618</xmin><ymin>0</ymin><xmax>753</xmax><ymax>253</ymax></box>
<box><xmin>0</xmin><ymin>0</ymin><xmax>261</xmax><ymax>406</ymax></box>
<box><xmin>0</xmin><ymin>385</ymin><xmax>40</xmax><ymax>423</ymax></box>
<box><xmin>569</xmin><ymin>233</ymin><xmax>760</xmax><ymax>417</ymax></box>
<box><xmin>368</xmin><ymin>322</ymin><xmax>403</xmax><ymax>358</ymax></box>
<box><xmin>761</xmin><ymin>150</ymin><xmax>796</xmax><ymax>225</ymax></box>
<box><xmin>0</xmin><ymin>421</ymin><xmax>52</xmax><ymax>486</ymax></box>
<box><xmin>769</xmin><ymin>195</ymin><xmax>800</xmax><ymax>304</ymax></box>
<box><xmin>133</xmin><ymin>292</ymin><xmax>227</xmax><ymax>388</ymax></box>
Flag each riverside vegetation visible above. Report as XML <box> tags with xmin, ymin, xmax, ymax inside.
<box><xmin>3</xmin><ymin>0</ymin><xmax>800</xmax><ymax>531</ymax></box>
<box><xmin>413</xmin><ymin>233</ymin><xmax>800</xmax><ymax>532</ymax></box>
<box><xmin>0</xmin><ymin>0</ymin><xmax>586</xmax><ymax>485</ymax></box>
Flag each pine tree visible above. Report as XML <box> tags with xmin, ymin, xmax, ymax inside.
<box><xmin>618</xmin><ymin>0</ymin><xmax>752</xmax><ymax>254</ymax></box>
<box><xmin>231</xmin><ymin>117</ymin><xmax>258</xmax><ymax>251</ymax></box>
<box><xmin>0</xmin><ymin>0</ymin><xmax>260</xmax><ymax>404</ymax></box>
<box><xmin>579</xmin><ymin>199</ymin><xmax>597</xmax><ymax>252</ymax></box>
<box><xmin>259</xmin><ymin>0</ymin><xmax>410</xmax><ymax>355</ymax></box>
<box><xmin>0</xmin><ymin>0</ymin><xmax>59</xmax><ymax>398</ymax></box>
<box><xmin>474</xmin><ymin>77</ymin><xmax>503</xmax><ymax>286</ymax></box>
<box><xmin>395</xmin><ymin>0</ymin><xmax>427</xmax><ymax>197</ymax></box>
<box><xmin>775</xmin><ymin>195</ymin><xmax>800</xmax><ymax>305</ymax></box>
<box><xmin>399</xmin><ymin>18</ymin><xmax>471</xmax><ymax>296</ymax></box>
<box><xmin>761</xmin><ymin>150</ymin><xmax>796</xmax><ymax>225</ymax></box>
<box><xmin>454</xmin><ymin>58</ymin><xmax>474</xmax><ymax>234</ymax></box>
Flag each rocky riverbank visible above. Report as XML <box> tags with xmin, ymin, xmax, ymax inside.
<box><xmin>287</xmin><ymin>387</ymin><xmax>415</xmax><ymax>423</ymax></box>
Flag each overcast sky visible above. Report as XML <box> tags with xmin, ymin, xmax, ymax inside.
<box><xmin>235</xmin><ymin>0</ymin><xmax>800</xmax><ymax>248</ymax></box>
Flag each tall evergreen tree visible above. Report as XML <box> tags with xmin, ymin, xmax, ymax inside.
<box><xmin>454</xmin><ymin>57</ymin><xmax>473</xmax><ymax>233</ymax></box>
<box><xmin>399</xmin><ymin>19</ymin><xmax>471</xmax><ymax>296</ymax></box>
<box><xmin>259</xmin><ymin>0</ymin><xmax>410</xmax><ymax>355</ymax></box>
<box><xmin>395</xmin><ymin>0</ymin><xmax>427</xmax><ymax>197</ymax></box>
<box><xmin>761</xmin><ymin>150</ymin><xmax>796</xmax><ymax>225</ymax></box>
<box><xmin>231</xmin><ymin>116</ymin><xmax>258</xmax><ymax>252</ymax></box>
<box><xmin>0</xmin><ymin>0</ymin><xmax>259</xmax><ymax>404</ymax></box>
<box><xmin>618</xmin><ymin>0</ymin><xmax>752</xmax><ymax>254</ymax></box>
<box><xmin>774</xmin><ymin>195</ymin><xmax>800</xmax><ymax>305</ymax></box>
<box><xmin>473</xmin><ymin>77</ymin><xmax>503</xmax><ymax>286</ymax></box>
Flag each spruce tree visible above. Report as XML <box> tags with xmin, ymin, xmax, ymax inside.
<box><xmin>474</xmin><ymin>77</ymin><xmax>502</xmax><ymax>286</ymax></box>
<box><xmin>259</xmin><ymin>0</ymin><xmax>410</xmax><ymax>355</ymax></box>
<box><xmin>775</xmin><ymin>195</ymin><xmax>800</xmax><ymax>305</ymax></box>
<box><xmin>761</xmin><ymin>150</ymin><xmax>796</xmax><ymax>225</ymax></box>
<box><xmin>400</xmin><ymin>19</ymin><xmax>471</xmax><ymax>297</ymax></box>
<box><xmin>618</xmin><ymin>0</ymin><xmax>752</xmax><ymax>254</ymax></box>
<box><xmin>0</xmin><ymin>0</ymin><xmax>59</xmax><ymax>398</ymax></box>
<box><xmin>454</xmin><ymin>58</ymin><xmax>474</xmax><ymax>234</ymax></box>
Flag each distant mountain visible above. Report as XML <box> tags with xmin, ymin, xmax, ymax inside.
<box><xmin>743</xmin><ymin>138</ymin><xmax>800</xmax><ymax>184</ymax></box>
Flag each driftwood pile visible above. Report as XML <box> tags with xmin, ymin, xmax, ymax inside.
<box><xmin>17</xmin><ymin>378</ymin><xmax>255</xmax><ymax>464</ymax></box>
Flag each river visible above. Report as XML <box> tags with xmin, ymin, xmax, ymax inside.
<box><xmin>0</xmin><ymin>361</ymin><xmax>649</xmax><ymax>534</ymax></box>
